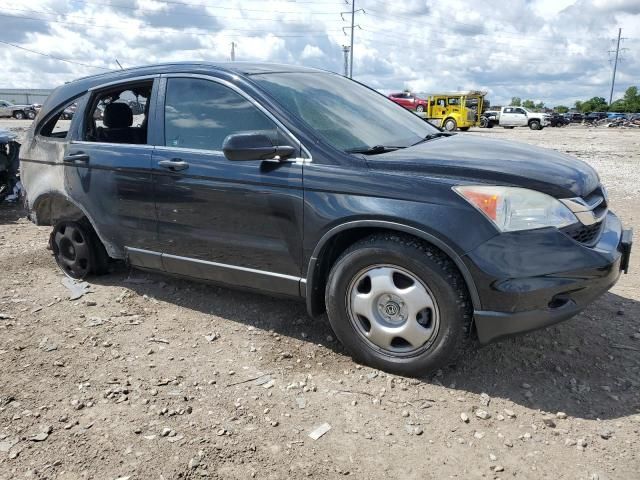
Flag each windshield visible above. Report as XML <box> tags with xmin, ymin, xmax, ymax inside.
<box><xmin>251</xmin><ymin>72</ymin><xmax>438</xmax><ymax>152</ymax></box>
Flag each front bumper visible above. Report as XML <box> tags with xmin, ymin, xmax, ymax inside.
<box><xmin>465</xmin><ymin>212</ymin><xmax>632</xmax><ymax>344</ymax></box>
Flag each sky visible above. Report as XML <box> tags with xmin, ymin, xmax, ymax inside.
<box><xmin>0</xmin><ymin>0</ymin><xmax>638</xmax><ymax>107</ymax></box>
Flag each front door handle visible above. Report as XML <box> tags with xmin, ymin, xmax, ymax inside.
<box><xmin>158</xmin><ymin>159</ymin><xmax>189</xmax><ymax>171</ymax></box>
<box><xmin>63</xmin><ymin>153</ymin><xmax>90</xmax><ymax>164</ymax></box>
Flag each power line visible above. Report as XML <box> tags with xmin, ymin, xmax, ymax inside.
<box><xmin>0</xmin><ymin>39</ymin><xmax>111</xmax><ymax>70</ymax></box>
<box><xmin>57</xmin><ymin>0</ymin><xmax>343</xmax><ymax>23</ymax></box>
<box><xmin>0</xmin><ymin>12</ymin><xmax>340</xmax><ymax>37</ymax></box>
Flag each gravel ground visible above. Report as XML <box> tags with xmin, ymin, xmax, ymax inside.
<box><xmin>1</xmin><ymin>122</ymin><xmax>639</xmax><ymax>479</ymax></box>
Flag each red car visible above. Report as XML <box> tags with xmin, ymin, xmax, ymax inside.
<box><xmin>388</xmin><ymin>92</ymin><xmax>428</xmax><ymax>112</ymax></box>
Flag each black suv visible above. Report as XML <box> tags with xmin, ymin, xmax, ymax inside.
<box><xmin>19</xmin><ymin>63</ymin><xmax>632</xmax><ymax>375</ymax></box>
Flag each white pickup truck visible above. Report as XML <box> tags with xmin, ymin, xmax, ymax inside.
<box><xmin>481</xmin><ymin>106</ymin><xmax>549</xmax><ymax>130</ymax></box>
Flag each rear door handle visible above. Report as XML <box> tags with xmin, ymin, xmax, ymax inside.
<box><xmin>63</xmin><ymin>153</ymin><xmax>90</xmax><ymax>164</ymax></box>
<box><xmin>158</xmin><ymin>159</ymin><xmax>189</xmax><ymax>171</ymax></box>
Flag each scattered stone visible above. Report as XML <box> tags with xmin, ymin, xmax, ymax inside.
<box><xmin>577</xmin><ymin>438</ymin><xmax>587</xmax><ymax>450</ymax></box>
<box><xmin>309</xmin><ymin>423</ymin><xmax>331</xmax><ymax>440</ymax></box>
<box><xmin>216</xmin><ymin>429</ymin><xmax>226</xmax><ymax>436</ymax></box>
<box><xmin>38</xmin><ymin>337</ymin><xmax>58</xmax><ymax>352</ymax></box>
<box><xmin>414</xmin><ymin>427</ymin><xmax>423</xmax><ymax>436</ymax></box>
<box><xmin>494</xmin><ymin>465</ymin><xmax>504</xmax><ymax>472</ymax></box>
<box><xmin>262</xmin><ymin>379</ymin><xmax>275</xmax><ymax>389</ymax></box>
<box><xmin>204</xmin><ymin>333</ymin><xmax>219</xmax><ymax>342</ymax></box>
<box><xmin>0</xmin><ymin>438</ymin><xmax>18</xmax><ymax>453</ymax></box>
<box><xmin>479</xmin><ymin>393</ymin><xmax>491</xmax><ymax>407</ymax></box>
<box><xmin>521</xmin><ymin>383</ymin><xmax>531</xmax><ymax>389</ymax></box>
<box><xmin>30</xmin><ymin>432</ymin><xmax>48</xmax><ymax>442</ymax></box>
<box><xmin>161</xmin><ymin>427</ymin><xmax>172</xmax><ymax>437</ymax></box>
<box><xmin>542</xmin><ymin>416</ymin><xmax>556</xmax><ymax>428</ymax></box>
<box><xmin>504</xmin><ymin>409</ymin><xmax>516</xmax><ymax>418</ymax></box>
<box><xmin>475</xmin><ymin>410</ymin><xmax>491</xmax><ymax>420</ymax></box>
<box><xmin>556</xmin><ymin>412</ymin><xmax>567</xmax><ymax>419</ymax></box>
<box><xmin>296</xmin><ymin>397</ymin><xmax>306</xmax><ymax>409</ymax></box>
<box><xmin>503</xmin><ymin>439</ymin><xmax>513</xmax><ymax>448</ymax></box>
<box><xmin>401</xmin><ymin>410</ymin><xmax>409</xmax><ymax>418</ymax></box>
<box><xmin>188</xmin><ymin>456</ymin><xmax>200</xmax><ymax>469</ymax></box>
<box><xmin>599</xmin><ymin>428</ymin><xmax>613</xmax><ymax>440</ymax></box>
<box><xmin>489</xmin><ymin>453</ymin><xmax>497</xmax><ymax>461</ymax></box>
<box><xmin>474</xmin><ymin>431</ymin><xmax>485</xmax><ymax>439</ymax></box>
<box><xmin>460</xmin><ymin>412</ymin><xmax>470</xmax><ymax>423</ymax></box>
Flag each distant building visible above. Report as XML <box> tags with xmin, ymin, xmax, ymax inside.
<box><xmin>0</xmin><ymin>88</ymin><xmax>52</xmax><ymax>105</ymax></box>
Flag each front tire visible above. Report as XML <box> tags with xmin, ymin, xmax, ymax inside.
<box><xmin>325</xmin><ymin>234</ymin><xmax>471</xmax><ymax>376</ymax></box>
<box><xmin>529</xmin><ymin>120</ymin><xmax>541</xmax><ymax>130</ymax></box>
<box><xmin>27</xmin><ymin>110</ymin><xmax>36</xmax><ymax>120</ymax></box>
<box><xmin>443</xmin><ymin>118</ymin><xmax>457</xmax><ymax>132</ymax></box>
<box><xmin>50</xmin><ymin>220</ymin><xmax>109</xmax><ymax>279</ymax></box>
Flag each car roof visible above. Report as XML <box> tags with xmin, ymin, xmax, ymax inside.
<box><xmin>40</xmin><ymin>62</ymin><xmax>325</xmax><ymax>119</ymax></box>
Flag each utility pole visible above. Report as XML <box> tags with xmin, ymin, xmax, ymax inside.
<box><xmin>231</xmin><ymin>42</ymin><xmax>236</xmax><ymax>61</ymax></box>
<box><xmin>608</xmin><ymin>28</ymin><xmax>621</xmax><ymax>105</ymax></box>
<box><xmin>342</xmin><ymin>45</ymin><xmax>351</xmax><ymax>77</ymax></box>
<box><xmin>349</xmin><ymin>0</ymin><xmax>355</xmax><ymax>78</ymax></box>
<box><xmin>341</xmin><ymin>1</ymin><xmax>363</xmax><ymax>78</ymax></box>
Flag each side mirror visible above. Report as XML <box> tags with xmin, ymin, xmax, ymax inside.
<box><xmin>222</xmin><ymin>133</ymin><xmax>295</xmax><ymax>161</ymax></box>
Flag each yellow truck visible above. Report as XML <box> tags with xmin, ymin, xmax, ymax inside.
<box><xmin>418</xmin><ymin>91</ymin><xmax>486</xmax><ymax>131</ymax></box>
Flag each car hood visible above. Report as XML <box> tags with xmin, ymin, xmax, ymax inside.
<box><xmin>365</xmin><ymin>133</ymin><xmax>599</xmax><ymax>198</ymax></box>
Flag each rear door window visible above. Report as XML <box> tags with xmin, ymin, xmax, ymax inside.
<box><xmin>83</xmin><ymin>81</ymin><xmax>153</xmax><ymax>145</ymax></box>
<box><xmin>38</xmin><ymin>99</ymin><xmax>78</xmax><ymax>139</ymax></box>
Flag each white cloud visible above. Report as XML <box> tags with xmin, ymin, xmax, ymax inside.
<box><xmin>0</xmin><ymin>0</ymin><xmax>638</xmax><ymax>107</ymax></box>
<box><xmin>301</xmin><ymin>44</ymin><xmax>324</xmax><ymax>60</ymax></box>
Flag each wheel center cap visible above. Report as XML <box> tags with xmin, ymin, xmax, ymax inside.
<box><xmin>384</xmin><ymin>302</ymin><xmax>400</xmax><ymax>316</ymax></box>
<box><xmin>377</xmin><ymin>295</ymin><xmax>406</xmax><ymax>323</ymax></box>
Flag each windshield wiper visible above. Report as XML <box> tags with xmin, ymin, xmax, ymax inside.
<box><xmin>345</xmin><ymin>145</ymin><xmax>405</xmax><ymax>155</ymax></box>
<box><xmin>411</xmin><ymin>132</ymin><xmax>453</xmax><ymax>146</ymax></box>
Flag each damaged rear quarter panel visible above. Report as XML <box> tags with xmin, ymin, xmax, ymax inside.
<box><xmin>19</xmin><ymin>95</ymin><xmax>124</xmax><ymax>259</ymax></box>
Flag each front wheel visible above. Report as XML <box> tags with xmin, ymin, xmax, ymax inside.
<box><xmin>13</xmin><ymin>111</ymin><xmax>25</xmax><ymax>120</ymax></box>
<box><xmin>479</xmin><ymin>117</ymin><xmax>488</xmax><ymax>128</ymax></box>
<box><xmin>443</xmin><ymin>118</ymin><xmax>457</xmax><ymax>131</ymax></box>
<box><xmin>529</xmin><ymin>120</ymin><xmax>541</xmax><ymax>130</ymax></box>
<box><xmin>325</xmin><ymin>234</ymin><xmax>471</xmax><ymax>376</ymax></box>
<box><xmin>27</xmin><ymin>110</ymin><xmax>36</xmax><ymax>120</ymax></box>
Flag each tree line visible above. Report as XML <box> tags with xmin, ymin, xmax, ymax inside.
<box><xmin>509</xmin><ymin>86</ymin><xmax>640</xmax><ymax>113</ymax></box>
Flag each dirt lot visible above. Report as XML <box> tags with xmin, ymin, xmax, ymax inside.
<box><xmin>1</xmin><ymin>123</ymin><xmax>639</xmax><ymax>479</ymax></box>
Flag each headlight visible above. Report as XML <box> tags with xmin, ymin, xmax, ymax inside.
<box><xmin>454</xmin><ymin>185</ymin><xmax>577</xmax><ymax>232</ymax></box>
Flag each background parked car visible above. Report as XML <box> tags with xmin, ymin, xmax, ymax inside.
<box><xmin>584</xmin><ymin>112</ymin><xmax>608</xmax><ymax>122</ymax></box>
<box><xmin>388</xmin><ymin>91</ymin><xmax>429</xmax><ymax>112</ymax></box>
<box><xmin>479</xmin><ymin>110</ymin><xmax>499</xmax><ymax>128</ymax></box>
<box><xmin>549</xmin><ymin>113</ymin><xmax>570</xmax><ymax>127</ymax></box>
<box><xmin>566</xmin><ymin>112</ymin><xmax>584</xmax><ymax>123</ymax></box>
<box><xmin>62</xmin><ymin>103</ymin><xmax>77</xmax><ymax>120</ymax></box>
<box><xmin>0</xmin><ymin>99</ymin><xmax>37</xmax><ymax>120</ymax></box>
